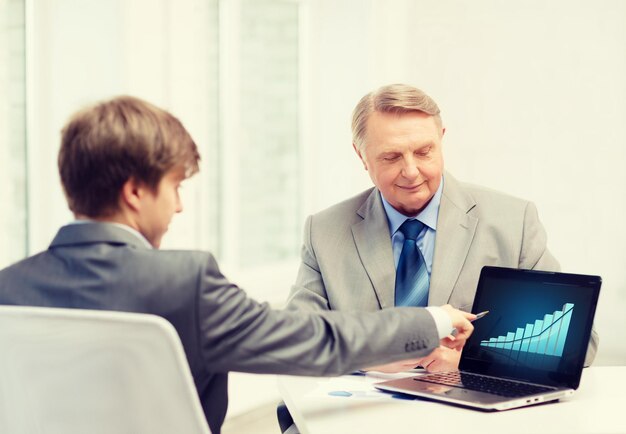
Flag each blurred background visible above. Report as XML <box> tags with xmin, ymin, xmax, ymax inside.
<box><xmin>1</xmin><ymin>0</ymin><xmax>625</xmax><ymax>429</ymax></box>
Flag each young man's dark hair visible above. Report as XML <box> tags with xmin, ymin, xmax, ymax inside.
<box><xmin>58</xmin><ymin>96</ymin><xmax>200</xmax><ymax>217</ymax></box>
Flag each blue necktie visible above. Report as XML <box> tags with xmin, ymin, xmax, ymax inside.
<box><xmin>394</xmin><ymin>219</ymin><xmax>430</xmax><ymax>307</ymax></box>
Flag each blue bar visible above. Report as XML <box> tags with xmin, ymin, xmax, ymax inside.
<box><xmin>512</xmin><ymin>328</ymin><xmax>524</xmax><ymax>351</ymax></box>
<box><xmin>555</xmin><ymin>303</ymin><xmax>574</xmax><ymax>356</ymax></box>
<box><xmin>529</xmin><ymin>320</ymin><xmax>543</xmax><ymax>352</ymax></box>
<box><xmin>497</xmin><ymin>336</ymin><xmax>506</xmax><ymax>349</ymax></box>
<box><xmin>536</xmin><ymin>314</ymin><xmax>553</xmax><ymax>355</ymax></box>
<box><xmin>504</xmin><ymin>332</ymin><xmax>515</xmax><ymax>350</ymax></box>
<box><xmin>520</xmin><ymin>323</ymin><xmax>534</xmax><ymax>352</ymax></box>
<box><xmin>480</xmin><ymin>337</ymin><xmax>498</xmax><ymax>348</ymax></box>
<box><xmin>546</xmin><ymin>310</ymin><xmax>563</xmax><ymax>356</ymax></box>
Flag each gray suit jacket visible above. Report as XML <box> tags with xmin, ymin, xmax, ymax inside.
<box><xmin>287</xmin><ymin>172</ymin><xmax>598</xmax><ymax>364</ymax></box>
<box><xmin>0</xmin><ymin>223</ymin><xmax>441</xmax><ymax>434</ymax></box>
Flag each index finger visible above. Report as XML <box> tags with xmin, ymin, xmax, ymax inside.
<box><xmin>463</xmin><ymin>311</ymin><xmax>477</xmax><ymax>321</ymax></box>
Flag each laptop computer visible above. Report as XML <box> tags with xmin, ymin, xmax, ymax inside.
<box><xmin>375</xmin><ymin>266</ymin><xmax>601</xmax><ymax>410</ymax></box>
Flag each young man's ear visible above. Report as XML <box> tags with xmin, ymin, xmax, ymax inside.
<box><xmin>120</xmin><ymin>177</ymin><xmax>144</xmax><ymax>212</ymax></box>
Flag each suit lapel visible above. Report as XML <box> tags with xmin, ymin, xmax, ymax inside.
<box><xmin>429</xmin><ymin>173</ymin><xmax>478</xmax><ymax>306</ymax></box>
<box><xmin>352</xmin><ymin>189</ymin><xmax>396</xmax><ymax>309</ymax></box>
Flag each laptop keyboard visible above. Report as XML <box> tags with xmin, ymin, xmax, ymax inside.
<box><xmin>415</xmin><ymin>372</ymin><xmax>555</xmax><ymax>398</ymax></box>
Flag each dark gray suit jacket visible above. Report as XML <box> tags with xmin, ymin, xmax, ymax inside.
<box><xmin>0</xmin><ymin>223</ymin><xmax>440</xmax><ymax>433</ymax></box>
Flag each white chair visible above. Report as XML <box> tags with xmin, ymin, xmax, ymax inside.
<box><xmin>0</xmin><ymin>306</ymin><xmax>211</xmax><ymax>434</ymax></box>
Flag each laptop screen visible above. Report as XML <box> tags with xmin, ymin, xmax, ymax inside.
<box><xmin>460</xmin><ymin>266</ymin><xmax>601</xmax><ymax>389</ymax></box>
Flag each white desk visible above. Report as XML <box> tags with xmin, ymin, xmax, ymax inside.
<box><xmin>278</xmin><ymin>366</ymin><xmax>626</xmax><ymax>434</ymax></box>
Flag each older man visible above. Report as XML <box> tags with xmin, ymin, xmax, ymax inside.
<box><xmin>287</xmin><ymin>83</ymin><xmax>597</xmax><ymax>372</ymax></box>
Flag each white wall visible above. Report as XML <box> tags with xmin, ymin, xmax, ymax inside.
<box><xmin>307</xmin><ymin>0</ymin><xmax>626</xmax><ymax>364</ymax></box>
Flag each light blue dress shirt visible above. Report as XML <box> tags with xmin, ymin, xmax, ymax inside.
<box><xmin>381</xmin><ymin>176</ymin><xmax>444</xmax><ymax>275</ymax></box>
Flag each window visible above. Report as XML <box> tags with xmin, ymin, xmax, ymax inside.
<box><xmin>2</xmin><ymin>0</ymin><xmax>307</xmax><ymax>283</ymax></box>
<box><xmin>219</xmin><ymin>0</ymin><xmax>304</xmax><ymax>269</ymax></box>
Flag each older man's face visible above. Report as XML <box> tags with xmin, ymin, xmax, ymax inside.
<box><xmin>355</xmin><ymin>110</ymin><xmax>444</xmax><ymax>216</ymax></box>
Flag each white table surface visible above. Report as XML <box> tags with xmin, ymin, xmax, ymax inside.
<box><xmin>278</xmin><ymin>366</ymin><xmax>626</xmax><ymax>434</ymax></box>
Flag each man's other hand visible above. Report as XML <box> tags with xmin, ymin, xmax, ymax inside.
<box><xmin>415</xmin><ymin>346</ymin><xmax>462</xmax><ymax>372</ymax></box>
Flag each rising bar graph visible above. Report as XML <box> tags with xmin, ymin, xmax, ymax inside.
<box><xmin>480</xmin><ymin>303</ymin><xmax>574</xmax><ymax>357</ymax></box>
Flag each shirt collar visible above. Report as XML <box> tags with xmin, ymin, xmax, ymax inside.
<box><xmin>69</xmin><ymin>219</ymin><xmax>153</xmax><ymax>249</ymax></box>
<box><xmin>381</xmin><ymin>176</ymin><xmax>444</xmax><ymax>235</ymax></box>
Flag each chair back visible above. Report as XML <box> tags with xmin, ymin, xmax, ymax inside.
<box><xmin>0</xmin><ymin>305</ymin><xmax>211</xmax><ymax>434</ymax></box>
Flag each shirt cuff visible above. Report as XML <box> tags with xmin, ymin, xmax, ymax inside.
<box><xmin>425</xmin><ymin>306</ymin><xmax>453</xmax><ymax>340</ymax></box>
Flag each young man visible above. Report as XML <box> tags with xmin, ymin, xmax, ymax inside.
<box><xmin>0</xmin><ymin>96</ymin><xmax>474</xmax><ymax>434</ymax></box>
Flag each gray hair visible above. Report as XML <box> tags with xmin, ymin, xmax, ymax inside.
<box><xmin>351</xmin><ymin>84</ymin><xmax>442</xmax><ymax>150</ymax></box>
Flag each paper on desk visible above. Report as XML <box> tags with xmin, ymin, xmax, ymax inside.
<box><xmin>305</xmin><ymin>371</ymin><xmax>423</xmax><ymax>401</ymax></box>
<box><xmin>364</xmin><ymin>369</ymin><xmax>426</xmax><ymax>381</ymax></box>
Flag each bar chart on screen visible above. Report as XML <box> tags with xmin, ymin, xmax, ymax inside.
<box><xmin>480</xmin><ymin>303</ymin><xmax>574</xmax><ymax>358</ymax></box>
